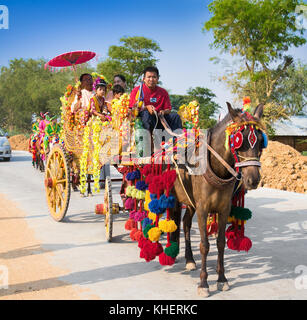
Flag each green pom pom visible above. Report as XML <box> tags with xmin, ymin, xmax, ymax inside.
<box><xmin>143</xmin><ymin>224</ymin><xmax>154</xmax><ymax>238</ymax></box>
<box><xmin>164</xmin><ymin>241</ymin><xmax>179</xmax><ymax>258</ymax></box>
<box><xmin>230</xmin><ymin>206</ymin><xmax>252</xmax><ymax>221</ymax></box>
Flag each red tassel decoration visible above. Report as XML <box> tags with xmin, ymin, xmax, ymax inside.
<box><xmin>125</xmin><ymin>218</ymin><xmax>137</xmax><ymax>231</ymax></box>
<box><xmin>130</xmin><ymin>228</ymin><xmax>138</xmax><ymax>241</ymax></box>
<box><xmin>159</xmin><ymin>252</ymin><xmax>176</xmax><ymax>266</ymax></box>
<box><xmin>239</xmin><ymin>236</ymin><xmax>252</xmax><ymax>252</ymax></box>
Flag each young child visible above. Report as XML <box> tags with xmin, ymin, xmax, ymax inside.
<box><xmin>112</xmin><ymin>84</ymin><xmax>125</xmax><ymax>100</ymax></box>
<box><xmin>88</xmin><ymin>78</ymin><xmax>110</xmax><ymax>121</ymax></box>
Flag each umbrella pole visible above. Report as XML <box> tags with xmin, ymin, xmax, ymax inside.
<box><xmin>72</xmin><ymin>64</ymin><xmax>78</xmax><ymax>82</ymax></box>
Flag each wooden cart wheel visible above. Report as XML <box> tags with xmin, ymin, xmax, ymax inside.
<box><xmin>45</xmin><ymin>144</ymin><xmax>71</xmax><ymax>222</ymax></box>
<box><xmin>104</xmin><ymin>176</ymin><xmax>113</xmax><ymax>242</ymax></box>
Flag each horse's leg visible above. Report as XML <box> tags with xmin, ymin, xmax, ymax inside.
<box><xmin>216</xmin><ymin>211</ymin><xmax>230</xmax><ymax>291</ymax></box>
<box><xmin>170</xmin><ymin>201</ymin><xmax>182</xmax><ymax>250</ymax></box>
<box><xmin>183</xmin><ymin>206</ymin><xmax>196</xmax><ymax>270</ymax></box>
<box><xmin>197</xmin><ymin>209</ymin><xmax>210</xmax><ymax>297</ymax></box>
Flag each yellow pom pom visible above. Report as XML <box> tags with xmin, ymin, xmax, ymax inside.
<box><xmin>159</xmin><ymin>220</ymin><xmax>177</xmax><ymax>233</ymax></box>
<box><xmin>126</xmin><ymin>186</ymin><xmax>134</xmax><ymax>197</ymax></box>
<box><xmin>136</xmin><ymin>190</ymin><xmax>146</xmax><ymax>200</ymax></box>
<box><xmin>148</xmin><ymin>227</ymin><xmax>161</xmax><ymax>242</ymax></box>
<box><xmin>131</xmin><ymin>188</ymin><xmax>138</xmax><ymax>199</ymax></box>
<box><xmin>148</xmin><ymin>211</ymin><xmax>163</xmax><ymax>222</ymax></box>
<box><xmin>144</xmin><ymin>190</ymin><xmax>151</xmax><ymax>211</ymax></box>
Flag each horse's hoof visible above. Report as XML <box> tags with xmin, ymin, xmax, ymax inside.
<box><xmin>197</xmin><ymin>287</ymin><xmax>210</xmax><ymax>298</ymax></box>
<box><xmin>88</xmin><ymin>193</ymin><xmax>93</xmax><ymax>197</ymax></box>
<box><xmin>217</xmin><ymin>282</ymin><xmax>230</xmax><ymax>291</ymax></box>
<box><xmin>186</xmin><ymin>262</ymin><xmax>197</xmax><ymax>271</ymax></box>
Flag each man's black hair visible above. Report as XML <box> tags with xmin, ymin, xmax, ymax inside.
<box><xmin>143</xmin><ymin>66</ymin><xmax>159</xmax><ymax>77</ymax></box>
<box><xmin>114</xmin><ymin>74</ymin><xmax>126</xmax><ymax>83</ymax></box>
<box><xmin>79</xmin><ymin>73</ymin><xmax>92</xmax><ymax>82</ymax></box>
<box><xmin>112</xmin><ymin>84</ymin><xmax>125</xmax><ymax>95</ymax></box>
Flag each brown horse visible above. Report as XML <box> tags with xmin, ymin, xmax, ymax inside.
<box><xmin>169</xmin><ymin>102</ymin><xmax>265</xmax><ymax>297</ymax></box>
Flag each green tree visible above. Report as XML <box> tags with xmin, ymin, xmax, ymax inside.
<box><xmin>97</xmin><ymin>36</ymin><xmax>162</xmax><ymax>91</ymax></box>
<box><xmin>170</xmin><ymin>86</ymin><xmax>220</xmax><ymax>129</ymax></box>
<box><xmin>272</xmin><ymin>60</ymin><xmax>307</xmax><ymax>115</ymax></box>
<box><xmin>203</xmin><ymin>0</ymin><xmax>306</xmax><ymax>115</ymax></box>
<box><xmin>0</xmin><ymin>58</ymin><xmax>93</xmax><ymax>133</ymax></box>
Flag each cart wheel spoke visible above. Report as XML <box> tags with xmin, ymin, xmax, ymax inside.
<box><xmin>45</xmin><ymin>145</ymin><xmax>71</xmax><ymax>222</ymax></box>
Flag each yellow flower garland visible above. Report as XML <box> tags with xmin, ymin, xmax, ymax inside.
<box><xmin>178</xmin><ymin>100</ymin><xmax>199</xmax><ymax>128</ymax></box>
<box><xmin>92</xmin><ymin>116</ymin><xmax>102</xmax><ymax>194</ymax></box>
<box><xmin>79</xmin><ymin>120</ymin><xmax>91</xmax><ymax>194</ymax></box>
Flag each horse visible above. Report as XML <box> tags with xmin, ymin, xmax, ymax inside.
<box><xmin>169</xmin><ymin>102</ymin><xmax>265</xmax><ymax>297</ymax></box>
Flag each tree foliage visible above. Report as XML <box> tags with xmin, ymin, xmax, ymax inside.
<box><xmin>0</xmin><ymin>58</ymin><xmax>93</xmax><ymax>133</ymax></box>
<box><xmin>204</xmin><ymin>0</ymin><xmax>307</xmax><ymax>122</ymax></box>
<box><xmin>97</xmin><ymin>36</ymin><xmax>162</xmax><ymax>91</ymax></box>
<box><xmin>170</xmin><ymin>86</ymin><xmax>220</xmax><ymax>129</ymax></box>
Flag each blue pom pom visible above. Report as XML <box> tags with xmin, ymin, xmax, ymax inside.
<box><xmin>150</xmin><ymin>193</ymin><xmax>157</xmax><ymax>200</ymax></box>
<box><xmin>134</xmin><ymin>170</ymin><xmax>141</xmax><ymax>180</ymax></box>
<box><xmin>126</xmin><ymin>172</ymin><xmax>133</xmax><ymax>181</ymax></box>
<box><xmin>167</xmin><ymin>195</ymin><xmax>176</xmax><ymax>209</ymax></box>
<box><xmin>142</xmin><ymin>218</ymin><xmax>152</xmax><ymax>229</ymax></box>
<box><xmin>148</xmin><ymin>199</ymin><xmax>165</xmax><ymax>214</ymax></box>
<box><xmin>158</xmin><ymin>194</ymin><xmax>168</xmax><ymax>210</ymax></box>
<box><xmin>136</xmin><ymin>180</ymin><xmax>148</xmax><ymax>191</ymax></box>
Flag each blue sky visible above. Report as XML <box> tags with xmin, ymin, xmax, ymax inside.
<box><xmin>1</xmin><ymin>0</ymin><xmax>306</xmax><ymax>113</ymax></box>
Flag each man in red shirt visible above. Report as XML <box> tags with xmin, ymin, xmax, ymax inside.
<box><xmin>129</xmin><ymin>66</ymin><xmax>182</xmax><ymax>132</ymax></box>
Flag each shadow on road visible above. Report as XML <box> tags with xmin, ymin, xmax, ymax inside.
<box><xmin>0</xmin><ymin>261</ymin><xmax>160</xmax><ymax>298</ymax></box>
<box><xmin>165</xmin><ymin>194</ymin><xmax>307</xmax><ymax>295</ymax></box>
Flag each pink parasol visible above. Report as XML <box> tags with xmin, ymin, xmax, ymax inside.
<box><xmin>45</xmin><ymin>50</ymin><xmax>97</xmax><ymax>80</ymax></box>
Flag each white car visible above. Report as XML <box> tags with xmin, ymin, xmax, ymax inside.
<box><xmin>0</xmin><ymin>128</ymin><xmax>12</xmax><ymax>161</ymax></box>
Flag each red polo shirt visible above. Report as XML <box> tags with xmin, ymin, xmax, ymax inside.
<box><xmin>129</xmin><ymin>83</ymin><xmax>172</xmax><ymax>112</ymax></box>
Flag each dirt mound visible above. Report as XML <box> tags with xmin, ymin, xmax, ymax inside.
<box><xmin>9</xmin><ymin>134</ymin><xmax>29</xmax><ymax>151</ymax></box>
<box><xmin>260</xmin><ymin>141</ymin><xmax>307</xmax><ymax>194</ymax></box>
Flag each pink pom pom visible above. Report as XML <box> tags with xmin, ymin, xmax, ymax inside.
<box><xmin>125</xmin><ymin>198</ymin><xmax>134</xmax><ymax>210</ymax></box>
<box><xmin>129</xmin><ymin>210</ymin><xmax>137</xmax><ymax>220</ymax></box>
<box><xmin>133</xmin><ymin>211</ymin><xmax>147</xmax><ymax>222</ymax></box>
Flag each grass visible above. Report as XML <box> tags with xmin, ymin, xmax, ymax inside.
<box><xmin>302</xmin><ymin>151</ymin><xmax>307</xmax><ymax>156</ymax></box>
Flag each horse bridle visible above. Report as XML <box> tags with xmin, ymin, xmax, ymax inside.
<box><xmin>158</xmin><ymin>113</ymin><xmax>267</xmax><ymax>180</ymax></box>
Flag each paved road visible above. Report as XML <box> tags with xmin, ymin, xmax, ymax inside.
<box><xmin>0</xmin><ymin>151</ymin><xmax>307</xmax><ymax>299</ymax></box>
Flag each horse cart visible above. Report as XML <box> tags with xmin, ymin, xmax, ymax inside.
<box><xmin>43</xmin><ymin>51</ymin><xmax>269</xmax><ymax>297</ymax></box>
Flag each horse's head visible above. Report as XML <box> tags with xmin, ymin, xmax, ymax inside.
<box><xmin>226</xmin><ymin>102</ymin><xmax>267</xmax><ymax>190</ymax></box>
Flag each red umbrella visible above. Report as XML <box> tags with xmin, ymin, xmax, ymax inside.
<box><xmin>45</xmin><ymin>50</ymin><xmax>96</xmax><ymax>80</ymax></box>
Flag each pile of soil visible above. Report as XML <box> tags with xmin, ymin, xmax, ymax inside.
<box><xmin>9</xmin><ymin>134</ymin><xmax>29</xmax><ymax>151</ymax></box>
<box><xmin>260</xmin><ymin>141</ymin><xmax>307</xmax><ymax>194</ymax></box>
